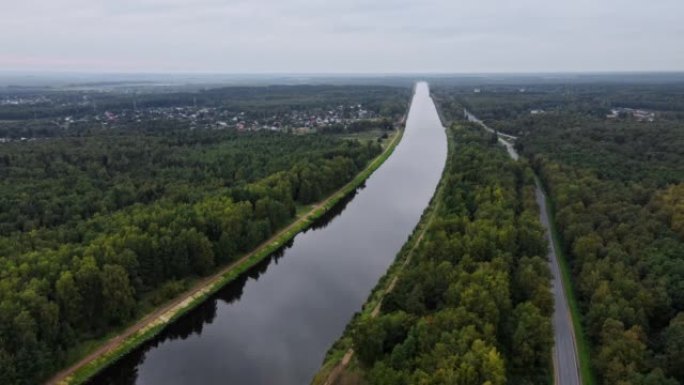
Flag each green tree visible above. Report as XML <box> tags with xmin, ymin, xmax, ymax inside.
<box><xmin>510</xmin><ymin>302</ymin><xmax>553</xmax><ymax>372</ymax></box>
<box><xmin>55</xmin><ymin>271</ymin><xmax>83</xmax><ymax>328</ymax></box>
<box><xmin>101</xmin><ymin>264</ymin><xmax>136</xmax><ymax>324</ymax></box>
<box><xmin>663</xmin><ymin>313</ymin><xmax>684</xmax><ymax>382</ymax></box>
<box><xmin>596</xmin><ymin>319</ymin><xmax>647</xmax><ymax>385</ymax></box>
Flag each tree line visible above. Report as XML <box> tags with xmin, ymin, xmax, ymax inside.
<box><xmin>345</xmin><ymin>126</ymin><xmax>553</xmax><ymax>385</ymax></box>
<box><xmin>0</xmin><ymin>129</ymin><xmax>383</xmax><ymax>384</ymax></box>
<box><xmin>435</xmin><ymin>82</ymin><xmax>684</xmax><ymax>385</ymax></box>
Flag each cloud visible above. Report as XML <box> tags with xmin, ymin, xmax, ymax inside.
<box><xmin>0</xmin><ymin>0</ymin><xmax>682</xmax><ymax>73</ymax></box>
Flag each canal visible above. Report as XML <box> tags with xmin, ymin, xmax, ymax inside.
<box><xmin>87</xmin><ymin>82</ymin><xmax>447</xmax><ymax>385</ymax></box>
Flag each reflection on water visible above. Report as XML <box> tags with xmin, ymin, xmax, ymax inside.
<box><xmin>87</xmin><ymin>82</ymin><xmax>447</xmax><ymax>385</ymax></box>
<box><xmin>88</xmin><ymin>188</ymin><xmax>360</xmax><ymax>385</ymax></box>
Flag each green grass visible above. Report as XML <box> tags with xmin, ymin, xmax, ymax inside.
<box><xmin>539</xmin><ymin>181</ymin><xmax>597</xmax><ymax>385</ymax></box>
<box><xmin>61</xmin><ymin>129</ymin><xmax>404</xmax><ymax>385</ymax></box>
<box><xmin>296</xmin><ymin>203</ymin><xmax>315</xmax><ymax>218</ymax></box>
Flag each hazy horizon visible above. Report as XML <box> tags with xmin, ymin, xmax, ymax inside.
<box><xmin>2</xmin><ymin>0</ymin><xmax>683</xmax><ymax>74</ymax></box>
<box><xmin>3</xmin><ymin>70</ymin><xmax>684</xmax><ymax>75</ymax></box>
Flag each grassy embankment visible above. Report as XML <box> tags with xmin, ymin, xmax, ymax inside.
<box><xmin>311</xmin><ymin>124</ymin><xmax>452</xmax><ymax>385</ymax></box>
<box><xmin>58</xmin><ymin>129</ymin><xmax>403</xmax><ymax>385</ymax></box>
<box><xmin>537</xmin><ymin>178</ymin><xmax>597</xmax><ymax>385</ymax></box>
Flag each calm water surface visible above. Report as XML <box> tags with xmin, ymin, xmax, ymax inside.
<box><xmin>88</xmin><ymin>82</ymin><xmax>447</xmax><ymax>385</ymax></box>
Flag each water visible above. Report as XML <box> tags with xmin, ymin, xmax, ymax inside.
<box><xmin>87</xmin><ymin>82</ymin><xmax>447</xmax><ymax>385</ymax></box>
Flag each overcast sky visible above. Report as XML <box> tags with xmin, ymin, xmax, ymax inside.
<box><xmin>1</xmin><ymin>0</ymin><xmax>683</xmax><ymax>73</ymax></box>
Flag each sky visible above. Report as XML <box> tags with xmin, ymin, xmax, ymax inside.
<box><xmin>1</xmin><ymin>0</ymin><xmax>683</xmax><ymax>74</ymax></box>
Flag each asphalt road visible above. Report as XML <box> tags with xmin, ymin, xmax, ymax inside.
<box><xmin>535</xmin><ymin>185</ymin><xmax>582</xmax><ymax>385</ymax></box>
<box><xmin>466</xmin><ymin>110</ymin><xmax>582</xmax><ymax>385</ymax></box>
<box><xmin>464</xmin><ymin>110</ymin><xmax>518</xmax><ymax>160</ymax></box>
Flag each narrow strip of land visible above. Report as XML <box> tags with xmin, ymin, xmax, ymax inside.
<box><xmin>466</xmin><ymin>110</ymin><xmax>582</xmax><ymax>385</ymax></box>
<box><xmin>321</xmin><ymin>181</ymin><xmax>438</xmax><ymax>385</ymax></box>
<box><xmin>320</xmin><ymin>127</ymin><xmax>449</xmax><ymax>385</ymax></box>
<box><xmin>47</xmin><ymin>130</ymin><xmax>403</xmax><ymax>385</ymax></box>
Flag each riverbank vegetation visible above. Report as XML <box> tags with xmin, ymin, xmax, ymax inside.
<box><xmin>0</xmin><ymin>120</ymin><xmax>398</xmax><ymax>384</ymax></box>
<box><xmin>434</xmin><ymin>81</ymin><xmax>684</xmax><ymax>385</ymax></box>
<box><xmin>317</xmin><ymin>125</ymin><xmax>554</xmax><ymax>385</ymax></box>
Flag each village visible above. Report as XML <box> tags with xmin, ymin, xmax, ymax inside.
<box><xmin>1</xmin><ymin>95</ymin><xmax>387</xmax><ymax>137</ymax></box>
<box><xmin>98</xmin><ymin>103</ymin><xmax>380</xmax><ymax>133</ymax></box>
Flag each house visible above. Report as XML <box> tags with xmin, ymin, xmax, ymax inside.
<box><xmin>104</xmin><ymin>111</ymin><xmax>117</xmax><ymax>121</ymax></box>
<box><xmin>607</xmin><ymin>107</ymin><xmax>655</xmax><ymax>122</ymax></box>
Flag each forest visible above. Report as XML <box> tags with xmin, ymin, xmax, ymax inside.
<box><xmin>0</xmin><ymin>124</ymin><xmax>388</xmax><ymax>384</ymax></box>
<box><xmin>318</xmin><ymin>126</ymin><xmax>554</xmax><ymax>385</ymax></box>
<box><xmin>434</xmin><ymin>82</ymin><xmax>684</xmax><ymax>385</ymax></box>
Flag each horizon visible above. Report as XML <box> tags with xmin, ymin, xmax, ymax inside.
<box><xmin>2</xmin><ymin>0</ymin><xmax>683</xmax><ymax>74</ymax></box>
<box><xmin>4</xmin><ymin>70</ymin><xmax>684</xmax><ymax>75</ymax></box>
<box><xmin>3</xmin><ymin>70</ymin><xmax>684</xmax><ymax>89</ymax></box>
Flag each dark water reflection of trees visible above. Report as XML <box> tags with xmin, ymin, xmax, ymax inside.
<box><xmin>86</xmin><ymin>187</ymin><xmax>360</xmax><ymax>385</ymax></box>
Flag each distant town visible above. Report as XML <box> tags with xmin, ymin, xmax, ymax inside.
<box><xmin>2</xmin><ymin>96</ymin><xmax>380</xmax><ymax>131</ymax></box>
<box><xmin>0</xmin><ymin>84</ymin><xmax>409</xmax><ymax>140</ymax></box>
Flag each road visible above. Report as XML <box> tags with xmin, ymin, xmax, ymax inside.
<box><xmin>464</xmin><ymin>110</ymin><xmax>519</xmax><ymax>160</ymax></box>
<box><xmin>536</xmin><ymin>185</ymin><xmax>582</xmax><ymax>385</ymax></box>
<box><xmin>466</xmin><ymin>110</ymin><xmax>582</xmax><ymax>385</ymax></box>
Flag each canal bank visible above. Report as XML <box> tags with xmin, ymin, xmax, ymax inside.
<box><xmin>312</xmin><ymin>121</ymin><xmax>454</xmax><ymax>385</ymax></box>
<box><xmin>50</xmin><ymin>128</ymin><xmax>403</xmax><ymax>385</ymax></box>
<box><xmin>73</xmin><ymin>82</ymin><xmax>447</xmax><ymax>385</ymax></box>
